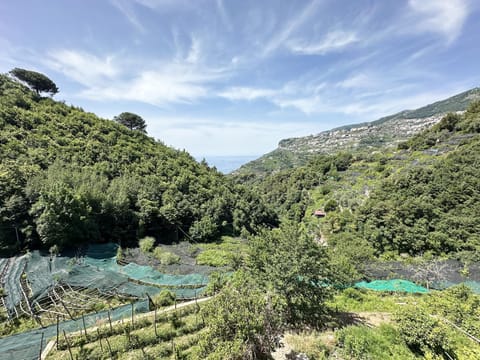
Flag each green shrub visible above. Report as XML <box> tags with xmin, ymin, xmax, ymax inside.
<box><xmin>116</xmin><ymin>246</ymin><xmax>123</xmax><ymax>261</ymax></box>
<box><xmin>153</xmin><ymin>247</ymin><xmax>180</xmax><ymax>265</ymax></box>
<box><xmin>139</xmin><ymin>236</ymin><xmax>155</xmax><ymax>253</ymax></box>
<box><xmin>337</xmin><ymin>324</ymin><xmax>416</xmax><ymax>359</ymax></box>
<box><xmin>205</xmin><ymin>271</ymin><xmax>228</xmax><ymax>295</ymax></box>
<box><xmin>196</xmin><ymin>249</ymin><xmax>232</xmax><ymax>267</ymax></box>
<box><xmin>395</xmin><ymin>306</ymin><xmax>451</xmax><ymax>356</ymax></box>
<box><xmin>153</xmin><ymin>289</ymin><xmax>176</xmax><ymax>306</ymax></box>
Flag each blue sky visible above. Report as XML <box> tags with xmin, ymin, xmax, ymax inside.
<box><xmin>1</xmin><ymin>0</ymin><xmax>479</xmax><ymax>156</ymax></box>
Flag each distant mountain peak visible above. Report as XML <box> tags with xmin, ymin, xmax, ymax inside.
<box><xmin>236</xmin><ymin>87</ymin><xmax>480</xmax><ymax>175</ymax></box>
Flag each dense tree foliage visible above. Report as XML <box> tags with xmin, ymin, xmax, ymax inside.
<box><xmin>113</xmin><ymin>112</ymin><xmax>147</xmax><ymax>132</ymax></box>
<box><xmin>244</xmin><ymin>102</ymin><xmax>480</xmax><ymax>259</ymax></box>
<box><xmin>357</xmin><ymin>104</ymin><xmax>480</xmax><ymax>255</ymax></box>
<box><xmin>197</xmin><ymin>221</ymin><xmax>340</xmax><ymax>358</ymax></box>
<box><xmin>0</xmin><ymin>74</ymin><xmax>277</xmax><ymax>253</ymax></box>
<box><xmin>238</xmin><ymin>152</ymin><xmax>353</xmax><ymax>221</ymax></box>
<box><xmin>394</xmin><ymin>284</ymin><xmax>480</xmax><ymax>358</ymax></box>
<box><xmin>248</xmin><ymin>221</ymin><xmax>334</xmax><ymax>325</ymax></box>
<box><xmin>196</xmin><ymin>272</ymin><xmax>283</xmax><ymax>359</ymax></box>
<box><xmin>9</xmin><ymin>68</ymin><xmax>58</xmax><ymax>96</ymax></box>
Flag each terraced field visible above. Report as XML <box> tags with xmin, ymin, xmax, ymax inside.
<box><xmin>45</xmin><ymin>299</ymin><xmax>210</xmax><ymax>360</ymax></box>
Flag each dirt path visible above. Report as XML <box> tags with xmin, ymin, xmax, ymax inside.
<box><xmin>271</xmin><ymin>334</ymin><xmax>296</xmax><ymax>360</ymax></box>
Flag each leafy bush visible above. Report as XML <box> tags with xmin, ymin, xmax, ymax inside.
<box><xmin>153</xmin><ymin>289</ymin><xmax>176</xmax><ymax>306</ymax></box>
<box><xmin>395</xmin><ymin>306</ymin><xmax>451</xmax><ymax>356</ymax></box>
<box><xmin>204</xmin><ymin>271</ymin><xmax>228</xmax><ymax>295</ymax></box>
<box><xmin>196</xmin><ymin>249</ymin><xmax>232</xmax><ymax>267</ymax></box>
<box><xmin>139</xmin><ymin>236</ymin><xmax>155</xmax><ymax>253</ymax></box>
<box><xmin>153</xmin><ymin>247</ymin><xmax>180</xmax><ymax>265</ymax></box>
<box><xmin>116</xmin><ymin>246</ymin><xmax>123</xmax><ymax>261</ymax></box>
<box><xmin>337</xmin><ymin>324</ymin><xmax>416</xmax><ymax>359</ymax></box>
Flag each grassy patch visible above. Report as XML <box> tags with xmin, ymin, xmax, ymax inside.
<box><xmin>285</xmin><ymin>331</ymin><xmax>331</xmax><ymax>359</ymax></box>
<box><xmin>328</xmin><ymin>288</ymin><xmax>421</xmax><ymax>313</ymax></box>
<box><xmin>336</xmin><ymin>324</ymin><xmax>418</xmax><ymax>360</ymax></box>
<box><xmin>196</xmin><ymin>249</ymin><xmax>232</xmax><ymax>267</ymax></box>
<box><xmin>194</xmin><ymin>236</ymin><xmax>247</xmax><ymax>268</ymax></box>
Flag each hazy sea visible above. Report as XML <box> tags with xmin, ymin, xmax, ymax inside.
<box><xmin>195</xmin><ymin>155</ymin><xmax>259</xmax><ymax>174</ymax></box>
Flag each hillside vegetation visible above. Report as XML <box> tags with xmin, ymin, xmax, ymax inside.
<box><xmin>0</xmin><ymin>74</ymin><xmax>276</xmax><ymax>254</ymax></box>
<box><xmin>240</xmin><ymin>100</ymin><xmax>480</xmax><ymax>260</ymax></box>
<box><xmin>3</xmin><ymin>68</ymin><xmax>480</xmax><ymax>359</ymax></box>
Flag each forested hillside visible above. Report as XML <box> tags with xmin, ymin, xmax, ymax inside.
<box><xmin>0</xmin><ymin>74</ymin><xmax>276</xmax><ymax>254</ymax></box>
<box><xmin>241</xmin><ymin>101</ymin><xmax>480</xmax><ymax>260</ymax></box>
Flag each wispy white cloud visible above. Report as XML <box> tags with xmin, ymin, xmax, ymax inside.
<box><xmin>407</xmin><ymin>0</ymin><xmax>469</xmax><ymax>44</ymax></box>
<box><xmin>46</xmin><ymin>50</ymin><xmax>120</xmax><ymax>86</ymax></box>
<box><xmin>288</xmin><ymin>30</ymin><xmax>359</xmax><ymax>55</ymax></box>
<box><xmin>337</xmin><ymin>73</ymin><xmax>372</xmax><ymax>89</ymax></box>
<box><xmin>262</xmin><ymin>0</ymin><xmax>322</xmax><ymax>56</ymax></box>
<box><xmin>219</xmin><ymin>86</ymin><xmax>277</xmax><ymax>101</ymax></box>
<box><xmin>272</xmin><ymin>95</ymin><xmax>326</xmax><ymax>115</ymax></box>
<box><xmin>44</xmin><ymin>47</ymin><xmax>228</xmax><ymax>106</ymax></box>
<box><xmin>82</xmin><ymin>64</ymin><xmax>221</xmax><ymax>106</ymax></box>
<box><xmin>215</xmin><ymin>0</ymin><xmax>232</xmax><ymax>32</ymax></box>
<box><xmin>134</xmin><ymin>0</ymin><xmax>193</xmax><ymax>10</ymax></box>
<box><xmin>110</xmin><ymin>0</ymin><xmax>146</xmax><ymax>33</ymax></box>
<box><xmin>219</xmin><ymin>81</ymin><xmax>329</xmax><ymax>115</ymax></box>
<box><xmin>186</xmin><ymin>36</ymin><xmax>202</xmax><ymax>64</ymax></box>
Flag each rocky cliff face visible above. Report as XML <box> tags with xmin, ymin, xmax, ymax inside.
<box><xmin>235</xmin><ymin>87</ymin><xmax>480</xmax><ymax>175</ymax></box>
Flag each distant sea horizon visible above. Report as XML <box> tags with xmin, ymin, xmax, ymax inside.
<box><xmin>195</xmin><ymin>155</ymin><xmax>260</xmax><ymax>174</ymax></box>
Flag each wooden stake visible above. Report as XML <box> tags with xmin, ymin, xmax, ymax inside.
<box><xmin>63</xmin><ymin>330</ymin><xmax>73</xmax><ymax>360</ymax></box>
<box><xmin>96</xmin><ymin>329</ymin><xmax>103</xmax><ymax>353</ymax></box>
<box><xmin>108</xmin><ymin>308</ymin><xmax>113</xmax><ymax>333</ymax></box>
<box><xmin>56</xmin><ymin>315</ymin><xmax>59</xmax><ymax>350</ymax></box>
<box><xmin>59</xmin><ymin>297</ymin><xmax>74</xmax><ymax>320</ymax></box>
<box><xmin>38</xmin><ymin>332</ymin><xmax>44</xmax><ymax>360</ymax></box>
<box><xmin>154</xmin><ymin>306</ymin><xmax>158</xmax><ymax>337</ymax></box>
<box><xmin>131</xmin><ymin>302</ymin><xmax>134</xmax><ymax>328</ymax></box>
<box><xmin>81</xmin><ymin>314</ymin><xmax>88</xmax><ymax>340</ymax></box>
<box><xmin>105</xmin><ymin>336</ymin><xmax>113</xmax><ymax>359</ymax></box>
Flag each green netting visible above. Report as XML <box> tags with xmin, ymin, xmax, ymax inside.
<box><xmin>3</xmin><ymin>256</ymin><xmax>27</xmax><ymax>315</ymax></box>
<box><xmin>1</xmin><ymin>243</ymin><xmax>209</xmax><ymax>321</ymax></box>
<box><xmin>121</xmin><ymin>263</ymin><xmax>208</xmax><ymax>287</ymax></box>
<box><xmin>0</xmin><ymin>258</ymin><xmax>7</xmax><ymax>273</ymax></box>
<box><xmin>25</xmin><ymin>251</ymin><xmax>72</xmax><ymax>301</ymax></box>
<box><xmin>355</xmin><ymin>279</ymin><xmax>429</xmax><ymax>293</ymax></box>
<box><xmin>431</xmin><ymin>280</ymin><xmax>480</xmax><ymax>294</ymax></box>
<box><xmin>0</xmin><ymin>299</ymin><xmax>149</xmax><ymax>360</ymax></box>
<box><xmin>83</xmin><ymin>243</ymin><xmax>120</xmax><ymax>271</ymax></box>
<box><xmin>83</xmin><ymin>244</ymin><xmax>208</xmax><ymax>287</ymax></box>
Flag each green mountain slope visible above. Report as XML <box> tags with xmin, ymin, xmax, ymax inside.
<box><xmin>0</xmin><ymin>74</ymin><xmax>276</xmax><ymax>254</ymax></box>
<box><xmin>236</xmin><ymin>88</ymin><xmax>480</xmax><ymax>176</ymax></box>
<box><xmin>246</xmin><ymin>101</ymin><xmax>480</xmax><ymax>258</ymax></box>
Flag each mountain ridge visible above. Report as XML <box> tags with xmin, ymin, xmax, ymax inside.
<box><xmin>236</xmin><ymin>87</ymin><xmax>480</xmax><ymax>175</ymax></box>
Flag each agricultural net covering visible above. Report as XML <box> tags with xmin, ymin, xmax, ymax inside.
<box><xmin>355</xmin><ymin>279</ymin><xmax>429</xmax><ymax>293</ymax></box>
<box><xmin>363</xmin><ymin>260</ymin><xmax>480</xmax><ymax>294</ymax></box>
<box><xmin>2</xmin><ymin>256</ymin><xmax>27</xmax><ymax>316</ymax></box>
<box><xmin>1</xmin><ymin>243</ymin><xmax>208</xmax><ymax>317</ymax></box>
<box><xmin>0</xmin><ymin>299</ymin><xmax>149</xmax><ymax>360</ymax></box>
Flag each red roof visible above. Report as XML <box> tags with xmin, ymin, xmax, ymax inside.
<box><xmin>313</xmin><ymin>210</ymin><xmax>326</xmax><ymax>217</ymax></box>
